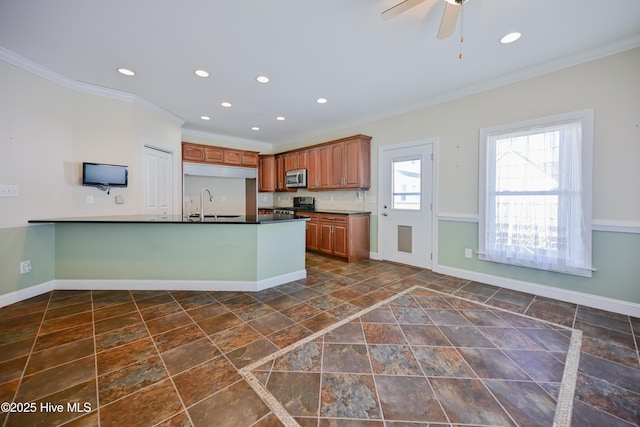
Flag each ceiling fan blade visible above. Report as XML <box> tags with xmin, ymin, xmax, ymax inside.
<box><xmin>437</xmin><ymin>2</ymin><xmax>461</xmax><ymax>39</ymax></box>
<box><xmin>382</xmin><ymin>0</ymin><xmax>433</xmax><ymax>21</ymax></box>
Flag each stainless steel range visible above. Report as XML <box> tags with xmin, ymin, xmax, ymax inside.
<box><xmin>274</xmin><ymin>196</ymin><xmax>315</xmax><ymax>216</ymax></box>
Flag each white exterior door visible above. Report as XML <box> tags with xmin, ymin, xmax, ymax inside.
<box><xmin>143</xmin><ymin>145</ymin><xmax>173</xmax><ymax>216</ymax></box>
<box><xmin>379</xmin><ymin>141</ymin><xmax>434</xmax><ymax>269</ymax></box>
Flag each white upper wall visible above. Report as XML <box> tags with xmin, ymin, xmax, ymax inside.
<box><xmin>2</xmin><ymin>48</ymin><xmax>638</xmax><ymax>227</ymax></box>
<box><xmin>0</xmin><ymin>60</ymin><xmax>183</xmax><ymax>227</ymax></box>
<box><xmin>286</xmin><ymin>48</ymin><xmax>640</xmax><ymax>224</ymax></box>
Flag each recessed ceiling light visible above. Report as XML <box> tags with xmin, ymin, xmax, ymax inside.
<box><xmin>500</xmin><ymin>32</ymin><xmax>522</xmax><ymax>44</ymax></box>
<box><xmin>256</xmin><ymin>76</ymin><xmax>269</xmax><ymax>83</ymax></box>
<box><xmin>221</xmin><ymin>102</ymin><xmax>232</xmax><ymax>108</ymax></box>
<box><xmin>316</xmin><ymin>98</ymin><xmax>328</xmax><ymax>104</ymax></box>
<box><xmin>194</xmin><ymin>69</ymin><xmax>210</xmax><ymax>78</ymax></box>
<box><xmin>117</xmin><ymin>68</ymin><xmax>135</xmax><ymax>76</ymax></box>
<box><xmin>251</xmin><ymin>127</ymin><xmax>260</xmax><ymax>131</ymax></box>
<box><xmin>200</xmin><ymin>116</ymin><xmax>210</xmax><ymax>120</ymax></box>
<box><xmin>276</xmin><ymin>116</ymin><xmax>286</xmax><ymax>121</ymax></box>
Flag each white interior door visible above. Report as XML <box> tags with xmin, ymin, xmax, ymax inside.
<box><xmin>143</xmin><ymin>145</ymin><xmax>173</xmax><ymax>216</ymax></box>
<box><xmin>380</xmin><ymin>142</ymin><xmax>433</xmax><ymax>269</ymax></box>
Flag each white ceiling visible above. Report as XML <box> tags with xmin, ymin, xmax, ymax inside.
<box><xmin>1</xmin><ymin>0</ymin><xmax>639</xmax><ymax>147</ymax></box>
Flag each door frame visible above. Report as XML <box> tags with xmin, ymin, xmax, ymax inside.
<box><xmin>377</xmin><ymin>138</ymin><xmax>439</xmax><ymax>268</ymax></box>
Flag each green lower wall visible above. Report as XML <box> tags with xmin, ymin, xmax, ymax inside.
<box><xmin>54</xmin><ymin>222</ymin><xmax>304</xmax><ymax>281</ymax></box>
<box><xmin>256</xmin><ymin>221</ymin><xmax>306</xmax><ymax>280</ymax></box>
<box><xmin>0</xmin><ymin>225</ymin><xmax>55</xmax><ymax>296</ymax></box>
<box><xmin>438</xmin><ymin>220</ymin><xmax>640</xmax><ymax>304</ymax></box>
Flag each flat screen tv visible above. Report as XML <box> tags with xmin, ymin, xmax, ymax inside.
<box><xmin>82</xmin><ymin>162</ymin><xmax>128</xmax><ymax>188</ymax></box>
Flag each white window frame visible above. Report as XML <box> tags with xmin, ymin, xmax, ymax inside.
<box><xmin>478</xmin><ymin>109</ymin><xmax>594</xmax><ymax>277</ymax></box>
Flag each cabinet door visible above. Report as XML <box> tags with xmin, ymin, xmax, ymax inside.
<box><xmin>307</xmin><ymin>148</ymin><xmax>320</xmax><ymax>190</ymax></box>
<box><xmin>297</xmin><ymin>151</ymin><xmax>308</xmax><ymax>170</ymax></box>
<box><xmin>258</xmin><ymin>155</ymin><xmax>276</xmax><ymax>192</ymax></box>
<box><xmin>242</xmin><ymin>151</ymin><xmax>258</xmax><ymax>167</ymax></box>
<box><xmin>318</xmin><ymin>145</ymin><xmax>332</xmax><ymax>189</ymax></box>
<box><xmin>319</xmin><ymin>222</ymin><xmax>334</xmax><ymax>254</ymax></box>
<box><xmin>183</xmin><ymin>143</ymin><xmax>204</xmax><ymax>162</ymax></box>
<box><xmin>284</xmin><ymin>153</ymin><xmax>297</xmax><ymax>171</ymax></box>
<box><xmin>344</xmin><ymin>138</ymin><xmax>364</xmax><ymax>187</ymax></box>
<box><xmin>306</xmin><ymin>219</ymin><xmax>319</xmax><ymax>251</ymax></box>
<box><xmin>223</xmin><ymin>149</ymin><xmax>243</xmax><ymax>165</ymax></box>
<box><xmin>330</xmin><ymin>142</ymin><xmax>345</xmax><ymax>188</ymax></box>
<box><xmin>204</xmin><ymin>146</ymin><xmax>224</xmax><ymax>163</ymax></box>
<box><xmin>332</xmin><ymin>223</ymin><xmax>348</xmax><ymax>258</ymax></box>
<box><xmin>275</xmin><ymin>155</ymin><xmax>286</xmax><ymax>190</ymax></box>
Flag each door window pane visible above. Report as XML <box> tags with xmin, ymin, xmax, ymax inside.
<box><xmin>392</xmin><ymin>158</ymin><xmax>421</xmax><ymax>210</ymax></box>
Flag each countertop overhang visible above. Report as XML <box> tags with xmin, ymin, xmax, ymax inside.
<box><xmin>259</xmin><ymin>208</ymin><xmax>371</xmax><ymax>215</ymax></box>
<box><xmin>28</xmin><ymin>214</ymin><xmax>308</xmax><ymax>224</ymax></box>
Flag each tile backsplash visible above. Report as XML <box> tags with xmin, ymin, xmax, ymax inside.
<box><xmin>259</xmin><ymin>189</ymin><xmax>376</xmax><ymax>213</ymax></box>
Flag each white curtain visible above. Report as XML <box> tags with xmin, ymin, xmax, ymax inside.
<box><xmin>481</xmin><ymin>119</ymin><xmax>592</xmax><ymax>277</ymax></box>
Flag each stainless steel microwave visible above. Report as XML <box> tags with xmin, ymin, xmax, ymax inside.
<box><xmin>285</xmin><ymin>169</ymin><xmax>307</xmax><ymax>188</ymax></box>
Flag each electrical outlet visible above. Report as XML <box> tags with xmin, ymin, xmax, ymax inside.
<box><xmin>20</xmin><ymin>260</ymin><xmax>32</xmax><ymax>274</ymax></box>
<box><xmin>464</xmin><ymin>248</ymin><xmax>473</xmax><ymax>259</ymax></box>
<box><xmin>86</xmin><ymin>195</ymin><xmax>94</xmax><ymax>204</ymax></box>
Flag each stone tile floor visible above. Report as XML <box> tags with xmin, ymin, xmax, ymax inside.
<box><xmin>244</xmin><ymin>286</ymin><xmax>582</xmax><ymax>426</ymax></box>
<box><xmin>0</xmin><ymin>252</ymin><xmax>638</xmax><ymax>426</ymax></box>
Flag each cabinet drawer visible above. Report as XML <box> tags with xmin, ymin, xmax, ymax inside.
<box><xmin>319</xmin><ymin>214</ymin><xmax>347</xmax><ymax>223</ymax></box>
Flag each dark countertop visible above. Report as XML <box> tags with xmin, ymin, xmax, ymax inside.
<box><xmin>260</xmin><ymin>207</ymin><xmax>371</xmax><ymax>215</ymax></box>
<box><xmin>28</xmin><ymin>214</ymin><xmax>308</xmax><ymax>225</ymax></box>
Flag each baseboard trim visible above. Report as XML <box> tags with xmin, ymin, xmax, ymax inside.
<box><xmin>434</xmin><ymin>264</ymin><xmax>640</xmax><ymax>317</ymax></box>
<box><xmin>0</xmin><ymin>270</ymin><xmax>307</xmax><ymax>308</ymax></box>
<box><xmin>0</xmin><ymin>281</ymin><xmax>56</xmax><ymax>308</ymax></box>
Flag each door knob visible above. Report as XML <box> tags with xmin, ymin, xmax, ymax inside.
<box><xmin>381</xmin><ymin>212</ymin><xmax>388</xmax><ymax>216</ymax></box>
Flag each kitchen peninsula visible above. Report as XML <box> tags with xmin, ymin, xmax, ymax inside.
<box><xmin>28</xmin><ymin>214</ymin><xmax>308</xmax><ymax>292</ymax></box>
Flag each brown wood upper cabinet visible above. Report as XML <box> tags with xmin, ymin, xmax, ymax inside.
<box><xmin>182</xmin><ymin>142</ymin><xmax>258</xmax><ymax>168</ymax></box>
<box><xmin>323</xmin><ymin>135</ymin><xmax>371</xmax><ymax>190</ymax></box>
<box><xmin>182</xmin><ymin>144</ymin><xmax>205</xmax><ymax>162</ymax></box>
<box><xmin>258</xmin><ymin>155</ymin><xmax>276</xmax><ymax>192</ymax></box>
<box><xmin>295</xmin><ymin>134</ymin><xmax>371</xmax><ymax>191</ymax></box>
<box><xmin>223</xmin><ymin>148</ymin><xmax>258</xmax><ymax>167</ymax></box>
<box><xmin>284</xmin><ymin>151</ymin><xmax>308</xmax><ymax>172</ymax></box>
<box><xmin>256</xmin><ymin>134</ymin><xmax>371</xmax><ymax>192</ymax></box>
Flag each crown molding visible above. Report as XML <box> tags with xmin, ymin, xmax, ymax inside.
<box><xmin>0</xmin><ymin>47</ymin><xmax>185</xmax><ymax>126</ymax></box>
<box><xmin>278</xmin><ymin>34</ymin><xmax>640</xmax><ymax>145</ymax></box>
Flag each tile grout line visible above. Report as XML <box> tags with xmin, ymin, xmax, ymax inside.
<box><xmin>238</xmin><ymin>286</ymin><xmax>421</xmax><ymax>426</ymax></box>
<box><xmin>91</xmin><ymin>290</ymin><xmax>100</xmax><ymax>427</ymax></box>
<box><xmin>241</xmin><ymin>283</ymin><xmax>586</xmax><ymax>426</ymax></box>
<box><xmin>389</xmin><ymin>291</ymin><xmax>454</xmax><ymax>425</ymax></box>
<box><xmin>2</xmin><ymin>292</ymin><xmax>53</xmax><ymax>427</ymax></box>
<box><xmin>129</xmin><ymin>291</ymin><xmax>196</xmax><ymax>427</ymax></box>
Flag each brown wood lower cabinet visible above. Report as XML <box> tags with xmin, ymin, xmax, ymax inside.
<box><xmin>305</xmin><ymin>213</ymin><xmax>320</xmax><ymax>251</ymax></box>
<box><xmin>302</xmin><ymin>212</ymin><xmax>369</xmax><ymax>262</ymax></box>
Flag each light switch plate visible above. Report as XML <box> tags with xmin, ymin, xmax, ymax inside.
<box><xmin>0</xmin><ymin>185</ymin><xmax>19</xmax><ymax>197</ymax></box>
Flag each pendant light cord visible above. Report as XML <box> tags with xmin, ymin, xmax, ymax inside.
<box><xmin>459</xmin><ymin>0</ymin><xmax>465</xmax><ymax>59</ymax></box>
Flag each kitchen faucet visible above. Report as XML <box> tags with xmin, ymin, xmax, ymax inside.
<box><xmin>200</xmin><ymin>188</ymin><xmax>213</xmax><ymax>222</ymax></box>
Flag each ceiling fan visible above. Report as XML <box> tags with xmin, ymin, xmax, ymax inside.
<box><xmin>382</xmin><ymin>0</ymin><xmax>469</xmax><ymax>39</ymax></box>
